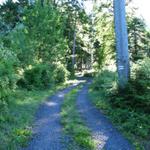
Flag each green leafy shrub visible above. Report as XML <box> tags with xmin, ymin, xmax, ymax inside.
<box><xmin>108</xmin><ymin>59</ymin><xmax>150</xmax><ymax>148</ymax></box>
<box><xmin>19</xmin><ymin>63</ymin><xmax>55</xmax><ymax>90</ymax></box>
<box><xmin>134</xmin><ymin>58</ymin><xmax>150</xmax><ymax>93</ymax></box>
<box><xmin>90</xmin><ymin>61</ymin><xmax>150</xmax><ymax>149</ymax></box>
<box><xmin>0</xmin><ymin>43</ymin><xmax>17</xmax><ymax>115</ymax></box>
<box><xmin>92</xmin><ymin>70</ymin><xmax>117</xmax><ymax>93</ymax></box>
<box><xmin>132</xmin><ymin>58</ymin><xmax>150</xmax><ymax>112</ymax></box>
<box><xmin>53</xmin><ymin>63</ymin><xmax>69</xmax><ymax>84</ymax></box>
<box><xmin>111</xmin><ymin>58</ymin><xmax>150</xmax><ymax>113</ymax></box>
<box><xmin>18</xmin><ymin>63</ymin><xmax>69</xmax><ymax>90</ymax></box>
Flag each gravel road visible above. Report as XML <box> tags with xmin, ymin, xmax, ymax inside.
<box><xmin>76</xmin><ymin>81</ymin><xmax>134</xmax><ymax>150</ymax></box>
<box><xmin>22</xmin><ymin>83</ymin><xmax>81</xmax><ymax>150</ymax></box>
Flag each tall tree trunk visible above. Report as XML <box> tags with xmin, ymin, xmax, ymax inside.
<box><xmin>114</xmin><ymin>0</ymin><xmax>130</xmax><ymax>89</ymax></box>
<box><xmin>72</xmin><ymin>29</ymin><xmax>76</xmax><ymax>71</ymax></box>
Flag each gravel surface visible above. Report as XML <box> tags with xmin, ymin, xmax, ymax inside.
<box><xmin>22</xmin><ymin>83</ymin><xmax>81</xmax><ymax>150</ymax></box>
<box><xmin>22</xmin><ymin>79</ymin><xmax>134</xmax><ymax>150</ymax></box>
<box><xmin>77</xmin><ymin>81</ymin><xmax>134</xmax><ymax>150</ymax></box>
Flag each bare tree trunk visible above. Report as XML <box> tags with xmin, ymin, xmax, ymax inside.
<box><xmin>114</xmin><ymin>0</ymin><xmax>130</xmax><ymax>89</ymax></box>
<box><xmin>72</xmin><ymin>29</ymin><xmax>76</xmax><ymax>70</ymax></box>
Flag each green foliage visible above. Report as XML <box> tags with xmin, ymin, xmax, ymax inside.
<box><xmin>0</xmin><ymin>83</ymin><xmax>69</xmax><ymax>150</ymax></box>
<box><xmin>0</xmin><ymin>2</ymin><xmax>70</xmax><ymax>91</ymax></box>
<box><xmin>111</xmin><ymin>58</ymin><xmax>150</xmax><ymax>113</ymax></box>
<box><xmin>17</xmin><ymin>63</ymin><xmax>69</xmax><ymax>90</ymax></box>
<box><xmin>22</xmin><ymin>4</ymin><xmax>67</xmax><ymax>63</ymax></box>
<box><xmin>127</xmin><ymin>15</ymin><xmax>150</xmax><ymax>61</ymax></box>
<box><xmin>0</xmin><ymin>0</ymin><xmax>21</xmax><ymax>32</ymax></box>
<box><xmin>93</xmin><ymin>1</ymin><xmax>115</xmax><ymax>69</ymax></box>
<box><xmin>0</xmin><ymin>2</ymin><xmax>72</xmax><ymax>148</ymax></box>
<box><xmin>0</xmin><ymin>1</ymin><xmax>95</xmax><ymax>149</ymax></box>
<box><xmin>53</xmin><ymin>63</ymin><xmax>70</xmax><ymax>83</ymax></box>
<box><xmin>61</xmin><ymin>0</ymin><xmax>90</xmax><ymax>73</ymax></box>
<box><xmin>61</xmin><ymin>87</ymin><xmax>96</xmax><ymax>149</ymax></box>
<box><xmin>9</xmin><ymin>24</ymin><xmax>35</xmax><ymax>67</ymax></box>
<box><xmin>134</xmin><ymin>58</ymin><xmax>150</xmax><ymax>92</ymax></box>
<box><xmin>20</xmin><ymin>64</ymin><xmax>55</xmax><ymax>90</ymax></box>
<box><xmin>0</xmin><ymin>42</ymin><xmax>18</xmax><ymax>114</ymax></box>
<box><xmin>92</xmin><ymin>70</ymin><xmax>117</xmax><ymax>92</ymax></box>
<box><xmin>90</xmin><ymin>63</ymin><xmax>150</xmax><ymax>149</ymax></box>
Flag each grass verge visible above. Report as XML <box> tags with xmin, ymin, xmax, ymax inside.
<box><xmin>0</xmin><ymin>83</ymin><xmax>70</xmax><ymax>150</ymax></box>
<box><xmin>89</xmin><ymin>70</ymin><xmax>150</xmax><ymax>150</ymax></box>
<box><xmin>61</xmin><ymin>86</ymin><xmax>96</xmax><ymax>150</ymax></box>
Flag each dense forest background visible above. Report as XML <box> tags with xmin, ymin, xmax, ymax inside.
<box><xmin>0</xmin><ymin>0</ymin><xmax>150</xmax><ymax>149</ymax></box>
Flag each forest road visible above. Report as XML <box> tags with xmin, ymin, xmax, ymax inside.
<box><xmin>22</xmin><ymin>80</ymin><xmax>85</xmax><ymax>150</ymax></box>
<box><xmin>76</xmin><ymin>81</ymin><xmax>134</xmax><ymax>150</ymax></box>
<box><xmin>22</xmin><ymin>79</ymin><xmax>134</xmax><ymax>150</ymax></box>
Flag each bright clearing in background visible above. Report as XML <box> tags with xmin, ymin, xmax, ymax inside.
<box><xmin>83</xmin><ymin>0</ymin><xmax>150</xmax><ymax>27</ymax></box>
<box><xmin>131</xmin><ymin>0</ymin><xmax>150</xmax><ymax>27</ymax></box>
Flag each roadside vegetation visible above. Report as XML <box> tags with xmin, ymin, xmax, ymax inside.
<box><xmin>0</xmin><ymin>1</ymin><xmax>82</xmax><ymax>149</ymax></box>
<box><xmin>89</xmin><ymin>58</ymin><xmax>150</xmax><ymax>150</ymax></box>
<box><xmin>0</xmin><ymin>82</ymin><xmax>71</xmax><ymax>150</ymax></box>
<box><xmin>61</xmin><ymin>86</ymin><xmax>96</xmax><ymax>150</ymax></box>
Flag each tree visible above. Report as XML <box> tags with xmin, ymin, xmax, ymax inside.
<box><xmin>0</xmin><ymin>0</ymin><xmax>28</xmax><ymax>33</ymax></box>
<box><xmin>128</xmin><ymin>15</ymin><xmax>150</xmax><ymax>61</ymax></box>
<box><xmin>0</xmin><ymin>0</ymin><xmax>19</xmax><ymax>32</ymax></box>
<box><xmin>113</xmin><ymin>0</ymin><xmax>130</xmax><ymax>88</ymax></box>
<box><xmin>90</xmin><ymin>0</ymin><xmax>115</xmax><ymax>70</ymax></box>
<box><xmin>60</xmin><ymin>0</ymin><xmax>88</xmax><ymax>74</ymax></box>
<box><xmin>72</xmin><ymin>27</ymin><xmax>76</xmax><ymax>72</ymax></box>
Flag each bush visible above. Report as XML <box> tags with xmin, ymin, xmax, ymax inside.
<box><xmin>92</xmin><ymin>70</ymin><xmax>117</xmax><ymax>92</ymax></box>
<box><xmin>90</xmin><ymin>63</ymin><xmax>150</xmax><ymax>149</ymax></box>
<box><xmin>134</xmin><ymin>58</ymin><xmax>150</xmax><ymax>93</ymax></box>
<box><xmin>111</xmin><ymin>58</ymin><xmax>150</xmax><ymax>113</ymax></box>
<box><xmin>53</xmin><ymin>64</ymin><xmax>69</xmax><ymax>84</ymax></box>
<box><xmin>0</xmin><ymin>44</ymin><xmax>17</xmax><ymax>115</ymax></box>
<box><xmin>18</xmin><ymin>63</ymin><xmax>69</xmax><ymax>90</ymax></box>
<box><xmin>18</xmin><ymin>63</ymin><xmax>55</xmax><ymax>90</ymax></box>
<box><xmin>133</xmin><ymin>58</ymin><xmax>150</xmax><ymax>112</ymax></box>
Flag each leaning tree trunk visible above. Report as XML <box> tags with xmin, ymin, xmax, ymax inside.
<box><xmin>114</xmin><ymin>0</ymin><xmax>130</xmax><ymax>89</ymax></box>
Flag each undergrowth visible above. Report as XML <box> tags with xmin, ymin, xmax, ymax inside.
<box><xmin>0</xmin><ymin>83</ymin><xmax>69</xmax><ymax>150</ymax></box>
<box><xmin>89</xmin><ymin>58</ymin><xmax>150</xmax><ymax>150</ymax></box>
